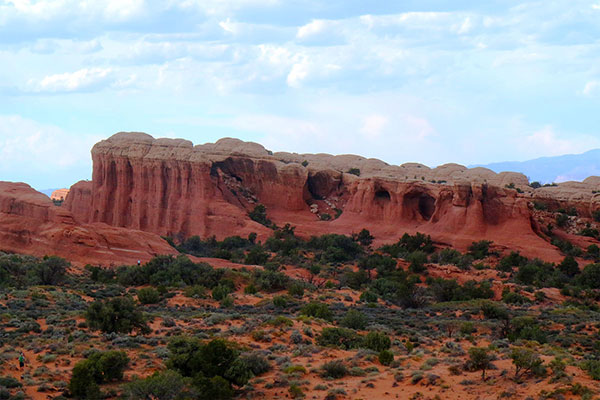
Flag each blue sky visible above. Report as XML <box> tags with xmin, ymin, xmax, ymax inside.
<box><xmin>1</xmin><ymin>0</ymin><xmax>600</xmax><ymax>190</ymax></box>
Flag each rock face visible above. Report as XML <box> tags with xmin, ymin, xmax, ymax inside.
<box><xmin>50</xmin><ymin>188</ymin><xmax>69</xmax><ymax>201</ymax></box>
<box><xmin>62</xmin><ymin>132</ymin><xmax>600</xmax><ymax>261</ymax></box>
<box><xmin>0</xmin><ymin>181</ymin><xmax>175</xmax><ymax>265</ymax></box>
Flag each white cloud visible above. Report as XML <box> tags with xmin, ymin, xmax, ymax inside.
<box><xmin>360</xmin><ymin>114</ymin><xmax>388</xmax><ymax>138</ymax></box>
<box><xmin>521</xmin><ymin>126</ymin><xmax>600</xmax><ymax>157</ymax></box>
<box><xmin>28</xmin><ymin>68</ymin><xmax>115</xmax><ymax>93</ymax></box>
<box><xmin>583</xmin><ymin>80</ymin><xmax>600</xmax><ymax>96</ymax></box>
<box><xmin>297</xmin><ymin>20</ymin><xmax>327</xmax><ymax>39</ymax></box>
<box><xmin>286</xmin><ymin>58</ymin><xmax>310</xmax><ymax>88</ymax></box>
<box><xmin>0</xmin><ymin>115</ymin><xmax>102</xmax><ymax>187</ymax></box>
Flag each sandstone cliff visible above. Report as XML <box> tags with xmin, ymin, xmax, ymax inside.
<box><xmin>63</xmin><ymin>132</ymin><xmax>600</xmax><ymax>261</ymax></box>
<box><xmin>0</xmin><ymin>181</ymin><xmax>175</xmax><ymax>265</ymax></box>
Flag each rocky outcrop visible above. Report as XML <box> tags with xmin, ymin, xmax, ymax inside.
<box><xmin>59</xmin><ymin>132</ymin><xmax>600</xmax><ymax>261</ymax></box>
<box><xmin>0</xmin><ymin>181</ymin><xmax>175</xmax><ymax>265</ymax></box>
<box><xmin>50</xmin><ymin>188</ymin><xmax>69</xmax><ymax>201</ymax></box>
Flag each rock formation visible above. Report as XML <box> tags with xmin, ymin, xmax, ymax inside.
<box><xmin>0</xmin><ymin>181</ymin><xmax>175</xmax><ymax>265</ymax></box>
<box><xmin>63</xmin><ymin>132</ymin><xmax>600</xmax><ymax>261</ymax></box>
<box><xmin>50</xmin><ymin>188</ymin><xmax>69</xmax><ymax>201</ymax></box>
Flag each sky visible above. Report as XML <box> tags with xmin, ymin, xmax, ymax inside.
<box><xmin>1</xmin><ymin>0</ymin><xmax>600</xmax><ymax>190</ymax></box>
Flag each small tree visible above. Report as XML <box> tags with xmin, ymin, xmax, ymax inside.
<box><xmin>558</xmin><ymin>256</ymin><xmax>579</xmax><ymax>277</ymax></box>
<box><xmin>511</xmin><ymin>347</ymin><xmax>545</xmax><ymax>380</ymax></box>
<box><xmin>85</xmin><ymin>296</ymin><xmax>150</xmax><ymax>334</ymax></box>
<box><xmin>468</xmin><ymin>347</ymin><xmax>492</xmax><ymax>380</ymax></box>
<box><xmin>137</xmin><ymin>287</ymin><xmax>160</xmax><ymax>304</ymax></box>
<box><xmin>340</xmin><ymin>309</ymin><xmax>367</xmax><ymax>330</ymax></box>
<box><xmin>355</xmin><ymin>229</ymin><xmax>374</xmax><ymax>247</ymax></box>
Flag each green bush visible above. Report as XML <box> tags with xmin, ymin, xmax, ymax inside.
<box><xmin>340</xmin><ymin>309</ymin><xmax>367</xmax><ymax>330</ymax></box>
<box><xmin>467</xmin><ymin>347</ymin><xmax>492</xmax><ymax>380</ymax></box>
<box><xmin>511</xmin><ymin>347</ymin><xmax>545</xmax><ymax>380</ymax></box>
<box><xmin>212</xmin><ymin>285</ymin><xmax>232</xmax><ymax>301</ymax></box>
<box><xmin>85</xmin><ymin>296</ymin><xmax>149</xmax><ymax>334</ymax></box>
<box><xmin>407</xmin><ymin>250</ymin><xmax>428</xmax><ymax>273</ymax></box>
<box><xmin>378</xmin><ymin>350</ymin><xmax>394</xmax><ymax>366</ymax></box>
<box><xmin>468</xmin><ymin>240</ymin><xmax>493</xmax><ymax>259</ymax></box>
<box><xmin>122</xmin><ymin>370</ymin><xmax>187</xmax><ymax>400</ymax></box>
<box><xmin>362</xmin><ymin>331</ymin><xmax>391</xmax><ymax>352</ymax></box>
<box><xmin>320</xmin><ymin>360</ymin><xmax>349</xmax><ymax>379</ymax></box>
<box><xmin>137</xmin><ymin>287</ymin><xmax>161</xmax><ymax>304</ymax></box>
<box><xmin>317</xmin><ymin>327</ymin><xmax>362</xmax><ymax>349</ymax></box>
<box><xmin>300</xmin><ymin>302</ymin><xmax>333</xmax><ymax>321</ymax></box>
<box><xmin>480</xmin><ymin>301</ymin><xmax>509</xmax><ymax>320</ymax></box>
<box><xmin>69</xmin><ymin>351</ymin><xmax>129</xmax><ymax>399</ymax></box>
<box><xmin>288</xmin><ymin>282</ymin><xmax>305</xmax><ymax>297</ymax></box>
<box><xmin>249</xmin><ymin>204</ymin><xmax>271</xmax><ymax>227</ymax></box>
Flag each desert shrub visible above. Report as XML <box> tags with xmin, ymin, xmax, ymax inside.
<box><xmin>380</xmin><ymin>233</ymin><xmax>434</xmax><ymax>257</ymax></box>
<box><xmin>69</xmin><ymin>360</ymin><xmax>101</xmax><ymax>399</ymax></box>
<box><xmin>511</xmin><ymin>347</ymin><xmax>545</xmax><ymax>379</ymax></box>
<box><xmin>320</xmin><ymin>360</ymin><xmax>348</xmax><ymax>379</ymax></box>
<box><xmin>185</xmin><ymin>285</ymin><xmax>207</xmax><ymax>298</ymax></box>
<box><xmin>317</xmin><ymin>328</ymin><xmax>362</xmax><ymax>349</ymax></box>
<box><xmin>116</xmin><ymin>255</ymin><xmax>225</xmax><ymax>288</ymax></box>
<box><xmin>497</xmin><ymin>251</ymin><xmax>528</xmax><ymax>272</ymax></box>
<box><xmin>166</xmin><ymin>337</ymin><xmax>260</xmax><ymax>397</ymax></box>
<box><xmin>300</xmin><ymin>302</ymin><xmax>333</xmax><ymax>321</ymax></box>
<box><xmin>288</xmin><ymin>282</ymin><xmax>305</xmax><ymax>297</ymax></box>
<box><xmin>0</xmin><ymin>253</ymin><xmax>69</xmax><ymax>288</ymax></box>
<box><xmin>532</xmin><ymin>200</ymin><xmax>546</xmax><ymax>209</ymax></box>
<box><xmin>347</xmin><ymin>168</ymin><xmax>361</xmax><ymax>176</ymax></box>
<box><xmin>341</xmin><ymin>269</ymin><xmax>370</xmax><ymax>290</ymax></box>
<box><xmin>460</xmin><ymin>322</ymin><xmax>476</xmax><ymax>335</ymax></box>
<box><xmin>85</xmin><ymin>296</ymin><xmax>149</xmax><ymax>334</ymax></box>
<box><xmin>581</xmin><ymin>360</ymin><xmax>600</xmax><ymax>380</ymax></box>
<box><xmin>355</xmin><ymin>228</ymin><xmax>374</xmax><ymax>247</ymax></box>
<box><xmin>252</xmin><ymin>269</ymin><xmax>289</xmax><ymax>292</ymax></box>
<box><xmin>407</xmin><ymin>251</ymin><xmax>428</xmax><ymax>273</ymax></box>
<box><xmin>0</xmin><ymin>376</ymin><xmax>21</xmax><ymax>388</ymax></box>
<box><xmin>289</xmin><ymin>384</ymin><xmax>304</xmax><ymax>398</ymax></box>
<box><xmin>122</xmin><ymin>370</ymin><xmax>187</xmax><ymax>400</ymax></box>
<box><xmin>69</xmin><ymin>351</ymin><xmax>129</xmax><ymax>399</ymax></box>
<box><xmin>212</xmin><ymin>285</ymin><xmax>232</xmax><ymax>301</ymax></box>
<box><xmin>587</xmin><ymin>244</ymin><xmax>600</xmax><ymax>261</ymax></box>
<box><xmin>429</xmin><ymin>278</ymin><xmax>493</xmax><ymax>302</ymax></box>
<box><xmin>431</xmin><ymin>248</ymin><xmax>462</xmax><ymax>265</ymax></box>
<box><xmin>340</xmin><ymin>309</ymin><xmax>367</xmax><ymax>330</ymax></box>
<box><xmin>358</xmin><ymin>254</ymin><xmax>396</xmax><ymax>278</ymax></box>
<box><xmin>480</xmin><ymin>301</ymin><xmax>509</xmax><ymax>320</ymax></box>
<box><xmin>362</xmin><ymin>331</ymin><xmax>391</xmax><ymax>352</ymax></box>
<box><xmin>507</xmin><ymin>316</ymin><xmax>546</xmax><ymax>343</ymax></box>
<box><xmin>244</xmin><ymin>246</ymin><xmax>269</xmax><ymax>265</ymax></box>
<box><xmin>467</xmin><ymin>347</ymin><xmax>492</xmax><ymax>380</ymax></box>
<box><xmin>556</xmin><ymin>213</ymin><xmax>569</xmax><ymax>228</ymax></box>
<box><xmin>558</xmin><ymin>256</ymin><xmax>579</xmax><ymax>277</ymax></box>
<box><xmin>576</xmin><ymin>263</ymin><xmax>600</xmax><ymax>288</ymax></box>
<box><xmin>593</xmin><ymin>210</ymin><xmax>600</xmax><ymax>222</ymax></box>
<box><xmin>194</xmin><ymin>376</ymin><xmax>233</xmax><ymax>400</ymax></box>
<box><xmin>248</xmin><ymin>204</ymin><xmax>271</xmax><ymax>227</ymax></box>
<box><xmin>551</xmin><ymin>238</ymin><xmax>583</xmax><ymax>257</ymax></box>
<box><xmin>360</xmin><ymin>290</ymin><xmax>378</xmax><ymax>303</ymax></box>
<box><xmin>468</xmin><ymin>240</ymin><xmax>493</xmax><ymax>259</ymax></box>
<box><xmin>378</xmin><ymin>350</ymin><xmax>394</xmax><ymax>366</ymax></box>
<box><xmin>272</xmin><ymin>295</ymin><xmax>288</xmax><ymax>308</ymax></box>
<box><xmin>370</xmin><ymin>276</ymin><xmax>427</xmax><ymax>308</ymax></box>
<box><xmin>307</xmin><ymin>234</ymin><xmax>364</xmax><ymax>263</ymax></box>
<box><xmin>502</xmin><ymin>290</ymin><xmax>530</xmax><ymax>305</ymax></box>
<box><xmin>240</xmin><ymin>353</ymin><xmax>271</xmax><ymax>375</ymax></box>
<box><xmin>137</xmin><ymin>287</ymin><xmax>160</xmax><ymax>304</ymax></box>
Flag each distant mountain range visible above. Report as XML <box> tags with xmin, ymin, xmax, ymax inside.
<box><xmin>473</xmin><ymin>149</ymin><xmax>600</xmax><ymax>184</ymax></box>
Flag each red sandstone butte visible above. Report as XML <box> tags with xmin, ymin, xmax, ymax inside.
<box><xmin>62</xmin><ymin>132</ymin><xmax>600</xmax><ymax>262</ymax></box>
<box><xmin>0</xmin><ymin>181</ymin><xmax>175</xmax><ymax>265</ymax></box>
